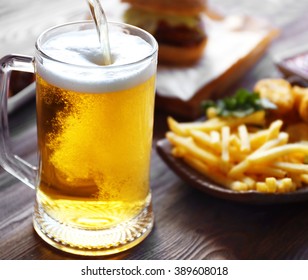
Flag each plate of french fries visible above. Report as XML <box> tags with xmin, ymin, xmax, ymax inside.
<box><xmin>157</xmin><ymin>77</ymin><xmax>308</xmax><ymax>204</ymax></box>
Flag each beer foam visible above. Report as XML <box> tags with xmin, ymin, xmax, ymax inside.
<box><xmin>36</xmin><ymin>28</ymin><xmax>156</xmax><ymax>93</ymax></box>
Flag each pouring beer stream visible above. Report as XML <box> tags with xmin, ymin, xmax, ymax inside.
<box><xmin>87</xmin><ymin>0</ymin><xmax>112</xmax><ymax>65</ymax></box>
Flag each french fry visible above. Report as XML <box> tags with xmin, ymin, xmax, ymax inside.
<box><xmin>256</xmin><ymin>182</ymin><xmax>268</xmax><ymax>192</ymax></box>
<box><xmin>228</xmin><ymin>160</ymin><xmax>250</xmax><ymax>178</ymax></box>
<box><xmin>166</xmin><ymin>108</ymin><xmax>308</xmax><ymax>194</ymax></box>
<box><xmin>254</xmin><ymin>132</ymin><xmax>289</xmax><ymax>153</ymax></box>
<box><xmin>266</xmin><ymin>119</ymin><xmax>283</xmax><ymax>141</ymax></box>
<box><xmin>229</xmin><ymin>138</ymin><xmax>302</xmax><ymax>177</ymax></box>
<box><xmin>167</xmin><ymin>117</ymin><xmax>188</xmax><ymax>136</ymax></box>
<box><xmin>242</xmin><ymin>176</ymin><xmax>256</xmax><ymax>190</ymax></box>
<box><xmin>210</xmin><ymin>130</ymin><xmax>221</xmax><ymax>151</ymax></box>
<box><xmin>221</xmin><ymin>126</ymin><xmax>230</xmax><ymax>165</ymax></box>
<box><xmin>182</xmin><ymin>155</ymin><xmax>233</xmax><ymax>188</ymax></box>
<box><xmin>265</xmin><ymin>177</ymin><xmax>277</xmax><ymax>193</ymax></box>
<box><xmin>168</xmin><ymin>117</ymin><xmax>225</xmax><ymax>135</ymax></box>
<box><xmin>272</xmin><ymin>162</ymin><xmax>308</xmax><ymax>174</ymax></box>
<box><xmin>249</xmin><ymin>120</ymin><xmax>284</xmax><ymax>150</ymax></box>
<box><xmin>168</xmin><ymin>111</ymin><xmax>265</xmax><ymax>136</ymax></box>
<box><xmin>280</xmin><ymin>178</ymin><xmax>295</xmax><ymax>192</ymax></box>
<box><xmin>229</xmin><ymin>134</ymin><xmax>241</xmax><ymax>150</ymax></box>
<box><xmin>171</xmin><ymin>147</ymin><xmax>186</xmax><ymax>157</ymax></box>
<box><xmin>248</xmin><ymin>143</ymin><xmax>308</xmax><ymax>164</ymax></box>
<box><xmin>249</xmin><ymin>130</ymin><xmax>269</xmax><ymax>150</ymax></box>
<box><xmin>286</xmin><ymin>151</ymin><xmax>307</xmax><ymax>163</ymax></box>
<box><xmin>166</xmin><ymin>132</ymin><xmax>221</xmax><ymax>166</ymax></box>
<box><xmin>229</xmin><ymin>147</ymin><xmax>247</xmax><ymax>162</ymax></box>
<box><xmin>231</xmin><ymin>181</ymin><xmax>249</xmax><ymax>191</ymax></box>
<box><xmin>246</xmin><ymin>166</ymin><xmax>286</xmax><ymax>178</ymax></box>
<box><xmin>238</xmin><ymin>124</ymin><xmax>251</xmax><ymax>152</ymax></box>
<box><xmin>255</xmin><ymin>178</ymin><xmax>295</xmax><ymax>193</ymax></box>
<box><xmin>189</xmin><ymin>130</ymin><xmax>220</xmax><ymax>153</ymax></box>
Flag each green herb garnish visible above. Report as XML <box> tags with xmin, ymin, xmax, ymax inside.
<box><xmin>201</xmin><ymin>88</ymin><xmax>277</xmax><ymax>118</ymax></box>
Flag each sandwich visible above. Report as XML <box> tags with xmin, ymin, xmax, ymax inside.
<box><xmin>122</xmin><ymin>0</ymin><xmax>208</xmax><ymax>66</ymax></box>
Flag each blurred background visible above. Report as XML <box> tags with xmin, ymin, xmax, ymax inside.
<box><xmin>1</xmin><ymin>0</ymin><xmax>308</xmax><ymax>96</ymax></box>
<box><xmin>1</xmin><ymin>0</ymin><xmax>308</xmax><ymax>56</ymax></box>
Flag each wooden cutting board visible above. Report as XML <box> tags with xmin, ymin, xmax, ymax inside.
<box><xmin>154</xmin><ymin>16</ymin><xmax>279</xmax><ymax>119</ymax></box>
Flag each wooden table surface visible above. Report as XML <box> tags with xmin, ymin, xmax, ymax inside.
<box><xmin>1</xmin><ymin>0</ymin><xmax>308</xmax><ymax>260</ymax></box>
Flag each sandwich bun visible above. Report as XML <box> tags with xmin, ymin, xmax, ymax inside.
<box><xmin>122</xmin><ymin>0</ymin><xmax>208</xmax><ymax>66</ymax></box>
<box><xmin>158</xmin><ymin>38</ymin><xmax>207</xmax><ymax>66</ymax></box>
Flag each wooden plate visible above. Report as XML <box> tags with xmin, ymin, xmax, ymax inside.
<box><xmin>156</xmin><ymin>133</ymin><xmax>308</xmax><ymax>205</ymax></box>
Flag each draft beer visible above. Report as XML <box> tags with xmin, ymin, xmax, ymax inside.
<box><xmin>36</xmin><ymin>73</ymin><xmax>155</xmax><ymax>228</ymax></box>
<box><xmin>0</xmin><ymin>21</ymin><xmax>158</xmax><ymax>255</ymax></box>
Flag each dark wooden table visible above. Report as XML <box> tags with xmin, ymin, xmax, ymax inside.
<box><xmin>1</xmin><ymin>0</ymin><xmax>308</xmax><ymax>260</ymax></box>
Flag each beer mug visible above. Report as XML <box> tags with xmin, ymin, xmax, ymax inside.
<box><xmin>0</xmin><ymin>21</ymin><xmax>158</xmax><ymax>256</ymax></box>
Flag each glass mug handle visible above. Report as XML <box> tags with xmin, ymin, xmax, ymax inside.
<box><xmin>0</xmin><ymin>54</ymin><xmax>38</xmax><ymax>189</ymax></box>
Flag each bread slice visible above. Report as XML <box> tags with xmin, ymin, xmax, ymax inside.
<box><xmin>158</xmin><ymin>39</ymin><xmax>207</xmax><ymax>65</ymax></box>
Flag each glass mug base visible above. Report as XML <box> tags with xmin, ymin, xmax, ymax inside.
<box><xmin>33</xmin><ymin>203</ymin><xmax>154</xmax><ymax>256</ymax></box>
